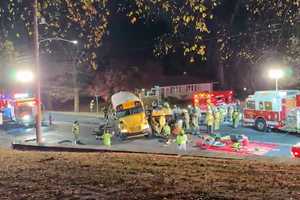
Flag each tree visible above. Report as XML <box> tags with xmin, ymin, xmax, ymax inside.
<box><xmin>214</xmin><ymin>0</ymin><xmax>300</xmax><ymax>90</ymax></box>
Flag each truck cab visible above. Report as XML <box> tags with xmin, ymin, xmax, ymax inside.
<box><xmin>243</xmin><ymin>90</ymin><xmax>300</xmax><ymax>131</ymax></box>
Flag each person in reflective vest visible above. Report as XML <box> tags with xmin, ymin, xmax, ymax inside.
<box><xmin>206</xmin><ymin>111</ymin><xmax>214</xmax><ymax>134</ymax></box>
<box><xmin>232</xmin><ymin>110</ymin><xmax>240</xmax><ymax>128</ymax></box>
<box><xmin>72</xmin><ymin>121</ymin><xmax>80</xmax><ymax>144</ymax></box>
<box><xmin>214</xmin><ymin>109</ymin><xmax>221</xmax><ymax>131</ymax></box>
<box><xmin>176</xmin><ymin>129</ymin><xmax>188</xmax><ymax>152</ymax></box>
<box><xmin>162</xmin><ymin>123</ymin><xmax>171</xmax><ymax>138</ymax></box>
<box><xmin>102</xmin><ymin>130</ymin><xmax>112</xmax><ymax>147</ymax></box>
<box><xmin>90</xmin><ymin>100</ymin><xmax>95</xmax><ymax>112</ymax></box>
<box><xmin>228</xmin><ymin>106</ymin><xmax>234</xmax><ymax>122</ymax></box>
<box><xmin>182</xmin><ymin>109</ymin><xmax>190</xmax><ymax>131</ymax></box>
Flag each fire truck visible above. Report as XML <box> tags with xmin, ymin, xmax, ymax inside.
<box><xmin>0</xmin><ymin>93</ymin><xmax>37</xmax><ymax>128</ymax></box>
<box><xmin>243</xmin><ymin>90</ymin><xmax>300</xmax><ymax>132</ymax></box>
<box><xmin>193</xmin><ymin>90</ymin><xmax>235</xmax><ymax>112</ymax></box>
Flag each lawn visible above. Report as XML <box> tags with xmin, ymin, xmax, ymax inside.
<box><xmin>0</xmin><ymin>150</ymin><xmax>299</xmax><ymax>199</ymax></box>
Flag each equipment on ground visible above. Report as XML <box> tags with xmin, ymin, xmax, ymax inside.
<box><xmin>243</xmin><ymin>90</ymin><xmax>300</xmax><ymax>132</ymax></box>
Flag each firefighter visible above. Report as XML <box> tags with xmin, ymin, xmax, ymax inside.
<box><xmin>102</xmin><ymin>130</ymin><xmax>112</xmax><ymax>147</ymax></box>
<box><xmin>219</xmin><ymin>107</ymin><xmax>226</xmax><ymax>125</ymax></box>
<box><xmin>206</xmin><ymin>110</ymin><xmax>214</xmax><ymax>134</ymax></box>
<box><xmin>90</xmin><ymin>100</ymin><xmax>95</xmax><ymax>112</ymax></box>
<box><xmin>72</xmin><ymin>121</ymin><xmax>80</xmax><ymax>144</ymax></box>
<box><xmin>214</xmin><ymin>108</ymin><xmax>221</xmax><ymax>131</ymax></box>
<box><xmin>232</xmin><ymin>109</ymin><xmax>240</xmax><ymax>128</ymax></box>
<box><xmin>151</xmin><ymin>117</ymin><xmax>160</xmax><ymax>134</ymax></box>
<box><xmin>176</xmin><ymin>129</ymin><xmax>188</xmax><ymax>152</ymax></box>
<box><xmin>191</xmin><ymin>107</ymin><xmax>199</xmax><ymax>134</ymax></box>
<box><xmin>182</xmin><ymin>109</ymin><xmax>190</xmax><ymax>131</ymax></box>
<box><xmin>159</xmin><ymin>115</ymin><xmax>166</xmax><ymax>134</ymax></box>
<box><xmin>228</xmin><ymin>106</ymin><xmax>234</xmax><ymax>122</ymax></box>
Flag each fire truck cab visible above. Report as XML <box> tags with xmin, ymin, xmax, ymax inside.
<box><xmin>243</xmin><ymin>90</ymin><xmax>300</xmax><ymax>131</ymax></box>
<box><xmin>0</xmin><ymin>93</ymin><xmax>38</xmax><ymax>128</ymax></box>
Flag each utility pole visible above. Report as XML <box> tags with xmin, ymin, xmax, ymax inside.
<box><xmin>33</xmin><ymin>0</ymin><xmax>42</xmax><ymax>143</ymax></box>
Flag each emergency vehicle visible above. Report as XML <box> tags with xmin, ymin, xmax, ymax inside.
<box><xmin>243</xmin><ymin>90</ymin><xmax>300</xmax><ymax>132</ymax></box>
<box><xmin>0</xmin><ymin>93</ymin><xmax>37</xmax><ymax>128</ymax></box>
<box><xmin>193</xmin><ymin>90</ymin><xmax>235</xmax><ymax>113</ymax></box>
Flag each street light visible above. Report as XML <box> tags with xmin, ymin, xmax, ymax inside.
<box><xmin>16</xmin><ymin>70</ymin><xmax>34</xmax><ymax>83</ymax></box>
<box><xmin>268</xmin><ymin>69</ymin><xmax>284</xmax><ymax>91</ymax></box>
<box><xmin>39</xmin><ymin>37</ymin><xmax>78</xmax><ymax>45</ymax></box>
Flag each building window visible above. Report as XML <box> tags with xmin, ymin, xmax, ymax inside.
<box><xmin>259</xmin><ymin>102</ymin><xmax>264</xmax><ymax>110</ymax></box>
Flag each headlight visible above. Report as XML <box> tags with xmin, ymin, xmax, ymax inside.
<box><xmin>121</xmin><ymin>129</ymin><xmax>128</xmax><ymax>133</ymax></box>
<box><xmin>143</xmin><ymin>124</ymin><xmax>150</xmax><ymax>129</ymax></box>
<box><xmin>22</xmin><ymin>115</ymin><xmax>31</xmax><ymax>121</ymax></box>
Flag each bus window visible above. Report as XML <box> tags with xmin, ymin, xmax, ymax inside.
<box><xmin>259</xmin><ymin>102</ymin><xmax>264</xmax><ymax>110</ymax></box>
<box><xmin>264</xmin><ymin>102</ymin><xmax>272</xmax><ymax>111</ymax></box>
<box><xmin>246</xmin><ymin>100</ymin><xmax>255</xmax><ymax>110</ymax></box>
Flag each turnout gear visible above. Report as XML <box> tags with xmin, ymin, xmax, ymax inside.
<box><xmin>162</xmin><ymin>124</ymin><xmax>171</xmax><ymax>137</ymax></box>
<box><xmin>232</xmin><ymin>110</ymin><xmax>240</xmax><ymax>128</ymax></box>
<box><xmin>214</xmin><ymin>110</ymin><xmax>221</xmax><ymax>131</ymax></box>
<box><xmin>182</xmin><ymin>109</ymin><xmax>190</xmax><ymax>131</ymax></box>
<box><xmin>102</xmin><ymin>131</ymin><xmax>112</xmax><ymax>146</ymax></box>
<box><xmin>90</xmin><ymin>100</ymin><xmax>95</xmax><ymax>112</ymax></box>
<box><xmin>206</xmin><ymin>111</ymin><xmax>214</xmax><ymax>134</ymax></box>
<box><xmin>72</xmin><ymin>121</ymin><xmax>80</xmax><ymax>144</ymax></box>
<box><xmin>176</xmin><ymin>130</ymin><xmax>188</xmax><ymax>151</ymax></box>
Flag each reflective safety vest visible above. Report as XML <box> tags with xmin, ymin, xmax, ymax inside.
<box><xmin>206</xmin><ymin>112</ymin><xmax>214</xmax><ymax>126</ymax></box>
<box><xmin>232</xmin><ymin>111</ymin><xmax>239</xmax><ymax>120</ymax></box>
<box><xmin>102</xmin><ymin>132</ymin><xmax>112</xmax><ymax>146</ymax></box>
<box><xmin>162</xmin><ymin>124</ymin><xmax>171</xmax><ymax>136</ymax></box>
<box><xmin>176</xmin><ymin>133</ymin><xmax>187</xmax><ymax>145</ymax></box>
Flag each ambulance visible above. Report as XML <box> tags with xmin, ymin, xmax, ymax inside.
<box><xmin>243</xmin><ymin>90</ymin><xmax>300</xmax><ymax>132</ymax></box>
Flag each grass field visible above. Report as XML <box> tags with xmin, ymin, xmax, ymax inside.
<box><xmin>0</xmin><ymin>150</ymin><xmax>300</xmax><ymax>199</ymax></box>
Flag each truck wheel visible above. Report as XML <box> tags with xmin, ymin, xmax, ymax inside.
<box><xmin>255</xmin><ymin>118</ymin><xmax>266</xmax><ymax>132</ymax></box>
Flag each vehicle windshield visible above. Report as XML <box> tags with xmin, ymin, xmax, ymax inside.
<box><xmin>16</xmin><ymin>105</ymin><xmax>33</xmax><ymax>114</ymax></box>
<box><xmin>116</xmin><ymin>106</ymin><xmax>144</xmax><ymax>118</ymax></box>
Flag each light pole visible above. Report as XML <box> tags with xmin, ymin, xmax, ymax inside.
<box><xmin>33</xmin><ymin>0</ymin><xmax>78</xmax><ymax>143</ymax></box>
<box><xmin>33</xmin><ymin>0</ymin><xmax>42</xmax><ymax>144</ymax></box>
<box><xmin>268</xmin><ymin>69</ymin><xmax>284</xmax><ymax>91</ymax></box>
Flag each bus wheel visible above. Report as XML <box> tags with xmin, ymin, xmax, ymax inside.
<box><xmin>255</xmin><ymin>118</ymin><xmax>266</xmax><ymax>132</ymax></box>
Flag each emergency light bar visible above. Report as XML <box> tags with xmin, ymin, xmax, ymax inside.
<box><xmin>14</xmin><ymin>93</ymin><xmax>30</xmax><ymax>99</ymax></box>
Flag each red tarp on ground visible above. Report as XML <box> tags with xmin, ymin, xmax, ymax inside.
<box><xmin>196</xmin><ymin>140</ymin><xmax>278</xmax><ymax>156</ymax></box>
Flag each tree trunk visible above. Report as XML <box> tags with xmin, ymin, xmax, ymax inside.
<box><xmin>217</xmin><ymin>62</ymin><xmax>225</xmax><ymax>89</ymax></box>
<box><xmin>74</xmin><ymin>88</ymin><xmax>80</xmax><ymax>112</ymax></box>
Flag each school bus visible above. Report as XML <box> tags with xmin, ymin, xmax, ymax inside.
<box><xmin>111</xmin><ymin>91</ymin><xmax>151</xmax><ymax>139</ymax></box>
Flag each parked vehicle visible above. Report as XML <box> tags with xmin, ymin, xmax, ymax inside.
<box><xmin>243</xmin><ymin>90</ymin><xmax>300</xmax><ymax>132</ymax></box>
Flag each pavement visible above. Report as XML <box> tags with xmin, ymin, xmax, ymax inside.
<box><xmin>3</xmin><ymin>111</ymin><xmax>300</xmax><ymax>159</ymax></box>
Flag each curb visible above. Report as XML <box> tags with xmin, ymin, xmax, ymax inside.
<box><xmin>11</xmin><ymin>142</ymin><xmax>245</xmax><ymax>161</ymax></box>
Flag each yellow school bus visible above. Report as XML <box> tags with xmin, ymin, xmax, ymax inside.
<box><xmin>111</xmin><ymin>91</ymin><xmax>151</xmax><ymax>139</ymax></box>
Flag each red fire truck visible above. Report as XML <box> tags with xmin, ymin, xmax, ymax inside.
<box><xmin>193</xmin><ymin>90</ymin><xmax>235</xmax><ymax>112</ymax></box>
<box><xmin>243</xmin><ymin>90</ymin><xmax>300</xmax><ymax>132</ymax></box>
<box><xmin>0</xmin><ymin>93</ymin><xmax>38</xmax><ymax>128</ymax></box>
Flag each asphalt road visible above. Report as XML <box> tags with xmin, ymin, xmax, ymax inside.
<box><xmin>2</xmin><ymin>112</ymin><xmax>300</xmax><ymax>158</ymax></box>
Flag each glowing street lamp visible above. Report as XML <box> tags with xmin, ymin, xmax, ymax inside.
<box><xmin>16</xmin><ymin>70</ymin><xmax>34</xmax><ymax>83</ymax></box>
<box><xmin>268</xmin><ymin>69</ymin><xmax>284</xmax><ymax>91</ymax></box>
